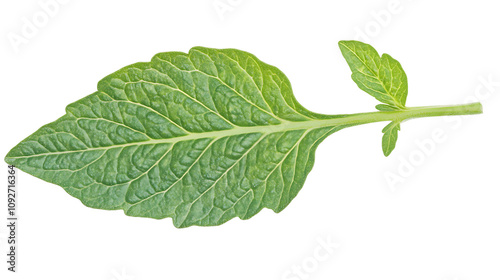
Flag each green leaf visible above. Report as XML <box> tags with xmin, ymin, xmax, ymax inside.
<box><xmin>339</xmin><ymin>40</ymin><xmax>408</xmax><ymax>109</ymax></box>
<box><xmin>5</xmin><ymin>47</ymin><xmax>346</xmax><ymax>228</ymax></box>
<box><xmin>381</xmin><ymin>121</ymin><xmax>401</xmax><ymax>157</ymax></box>
<box><xmin>5</xmin><ymin>43</ymin><xmax>484</xmax><ymax>228</ymax></box>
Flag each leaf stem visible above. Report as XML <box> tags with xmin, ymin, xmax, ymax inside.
<box><xmin>341</xmin><ymin>102</ymin><xmax>483</xmax><ymax>126</ymax></box>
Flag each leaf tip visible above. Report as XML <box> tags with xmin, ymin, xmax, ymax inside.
<box><xmin>4</xmin><ymin>149</ymin><xmax>17</xmax><ymax>166</ymax></box>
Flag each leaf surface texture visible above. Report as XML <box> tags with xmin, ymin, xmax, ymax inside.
<box><xmin>339</xmin><ymin>40</ymin><xmax>408</xmax><ymax>109</ymax></box>
<box><xmin>6</xmin><ymin>47</ymin><xmax>344</xmax><ymax>227</ymax></box>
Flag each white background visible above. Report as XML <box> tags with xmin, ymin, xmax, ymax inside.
<box><xmin>1</xmin><ymin>0</ymin><xmax>499</xmax><ymax>279</ymax></box>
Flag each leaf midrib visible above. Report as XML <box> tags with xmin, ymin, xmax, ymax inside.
<box><xmin>12</xmin><ymin>105</ymin><xmax>452</xmax><ymax>160</ymax></box>
<box><xmin>7</xmin><ymin>118</ymin><xmax>343</xmax><ymax>159</ymax></box>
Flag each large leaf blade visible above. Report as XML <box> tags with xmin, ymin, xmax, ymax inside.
<box><xmin>5</xmin><ymin>47</ymin><xmax>344</xmax><ymax>227</ymax></box>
